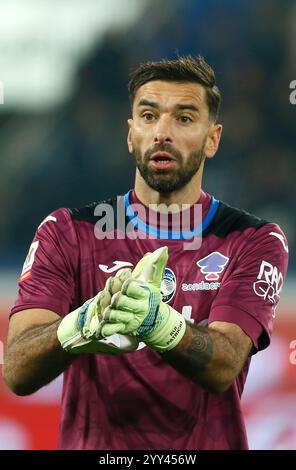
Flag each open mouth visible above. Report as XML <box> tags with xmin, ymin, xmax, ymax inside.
<box><xmin>150</xmin><ymin>152</ymin><xmax>176</xmax><ymax>164</ymax></box>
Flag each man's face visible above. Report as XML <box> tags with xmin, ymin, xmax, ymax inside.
<box><xmin>127</xmin><ymin>80</ymin><xmax>218</xmax><ymax>193</ymax></box>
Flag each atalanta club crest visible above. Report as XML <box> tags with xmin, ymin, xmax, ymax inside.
<box><xmin>161</xmin><ymin>268</ymin><xmax>176</xmax><ymax>303</ymax></box>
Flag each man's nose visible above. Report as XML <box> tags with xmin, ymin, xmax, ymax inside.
<box><xmin>153</xmin><ymin>115</ymin><xmax>172</xmax><ymax>144</ymax></box>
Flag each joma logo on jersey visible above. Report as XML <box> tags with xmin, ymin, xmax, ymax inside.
<box><xmin>253</xmin><ymin>260</ymin><xmax>283</xmax><ymax>307</ymax></box>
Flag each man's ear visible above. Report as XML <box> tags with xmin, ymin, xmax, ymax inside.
<box><xmin>127</xmin><ymin>119</ymin><xmax>133</xmax><ymax>153</ymax></box>
<box><xmin>204</xmin><ymin>124</ymin><xmax>223</xmax><ymax>159</ymax></box>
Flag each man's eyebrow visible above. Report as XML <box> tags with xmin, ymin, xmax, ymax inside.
<box><xmin>137</xmin><ymin>100</ymin><xmax>199</xmax><ymax>113</ymax></box>
<box><xmin>175</xmin><ymin>104</ymin><xmax>199</xmax><ymax>113</ymax></box>
<box><xmin>137</xmin><ymin>99</ymin><xmax>159</xmax><ymax>108</ymax></box>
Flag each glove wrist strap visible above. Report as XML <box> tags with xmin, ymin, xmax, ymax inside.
<box><xmin>143</xmin><ymin>305</ymin><xmax>186</xmax><ymax>352</ymax></box>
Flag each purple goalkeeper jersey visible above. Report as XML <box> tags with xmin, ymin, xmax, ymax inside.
<box><xmin>11</xmin><ymin>189</ymin><xmax>288</xmax><ymax>450</ymax></box>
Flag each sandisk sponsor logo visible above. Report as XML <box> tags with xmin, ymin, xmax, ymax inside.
<box><xmin>182</xmin><ymin>281</ymin><xmax>221</xmax><ymax>291</ymax></box>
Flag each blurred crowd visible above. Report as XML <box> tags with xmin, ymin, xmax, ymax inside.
<box><xmin>0</xmin><ymin>0</ymin><xmax>295</xmax><ymax>269</ymax></box>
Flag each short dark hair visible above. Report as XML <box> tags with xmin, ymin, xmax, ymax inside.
<box><xmin>128</xmin><ymin>55</ymin><xmax>221</xmax><ymax>123</ymax></box>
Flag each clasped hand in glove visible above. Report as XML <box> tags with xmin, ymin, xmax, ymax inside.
<box><xmin>101</xmin><ymin>247</ymin><xmax>186</xmax><ymax>353</ymax></box>
<box><xmin>57</xmin><ymin>268</ymin><xmax>138</xmax><ymax>354</ymax></box>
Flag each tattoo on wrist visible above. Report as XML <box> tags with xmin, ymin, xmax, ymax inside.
<box><xmin>186</xmin><ymin>327</ymin><xmax>213</xmax><ymax>369</ymax></box>
<box><xmin>164</xmin><ymin>325</ymin><xmax>214</xmax><ymax>374</ymax></box>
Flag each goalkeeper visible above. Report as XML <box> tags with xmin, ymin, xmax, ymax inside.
<box><xmin>4</xmin><ymin>55</ymin><xmax>288</xmax><ymax>450</ymax></box>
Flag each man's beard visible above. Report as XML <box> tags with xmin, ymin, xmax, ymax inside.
<box><xmin>133</xmin><ymin>142</ymin><xmax>206</xmax><ymax>193</ymax></box>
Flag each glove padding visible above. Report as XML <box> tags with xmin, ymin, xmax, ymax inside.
<box><xmin>57</xmin><ymin>268</ymin><xmax>138</xmax><ymax>355</ymax></box>
<box><xmin>101</xmin><ymin>247</ymin><xmax>186</xmax><ymax>352</ymax></box>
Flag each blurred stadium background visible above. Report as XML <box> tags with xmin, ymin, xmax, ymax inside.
<box><xmin>0</xmin><ymin>0</ymin><xmax>295</xmax><ymax>450</ymax></box>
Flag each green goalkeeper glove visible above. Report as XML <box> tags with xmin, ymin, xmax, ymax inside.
<box><xmin>57</xmin><ymin>268</ymin><xmax>139</xmax><ymax>355</ymax></box>
<box><xmin>101</xmin><ymin>247</ymin><xmax>186</xmax><ymax>352</ymax></box>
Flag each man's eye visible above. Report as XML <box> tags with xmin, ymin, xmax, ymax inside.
<box><xmin>142</xmin><ymin>113</ymin><xmax>155</xmax><ymax>121</ymax></box>
<box><xmin>179</xmin><ymin>116</ymin><xmax>192</xmax><ymax>123</ymax></box>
